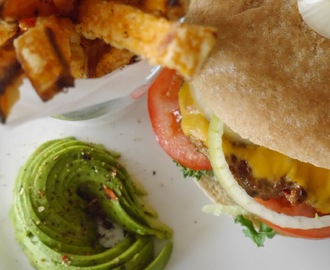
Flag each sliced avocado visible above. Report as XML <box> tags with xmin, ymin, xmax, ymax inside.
<box><xmin>10</xmin><ymin>137</ymin><xmax>173</xmax><ymax>269</ymax></box>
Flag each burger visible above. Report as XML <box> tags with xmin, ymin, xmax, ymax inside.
<box><xmin>147</xmin><ymin>0</ymin><xmax>330</xmax><ymax>245</ymax></box>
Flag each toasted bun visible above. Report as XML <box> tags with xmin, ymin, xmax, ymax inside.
<box><xmin>197</xmin><ymin>175</ymin><xmax>235</xmax><ymax>205</ymax></box>
<box><xmin>186</xmin><ymin>0</ymin><xmax>330</xmax><ymax>169</ymax></box>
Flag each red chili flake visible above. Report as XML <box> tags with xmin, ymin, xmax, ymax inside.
<box><xmin>19</xmin><ymin>17</ymin><xmax>37</xmax><ymax>30</ymax></box>
<box><xmin>103</xmin><ymin>185</ymin><xmax>118</xmax><ymax>201</ymax></box>
<box><xmin>62</xmin><ymin>255</ymin><xmax>70</xmax><ymax>265</ymax></box>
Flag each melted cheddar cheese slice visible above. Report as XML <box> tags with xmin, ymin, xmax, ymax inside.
<box><xmin>179</xmin><ymin>83</ymin><xmax>330</xmax><ymax>213</ymax></box>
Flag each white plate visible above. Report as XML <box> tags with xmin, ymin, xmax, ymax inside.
<box><xmin>0</xmin><ymin>95</ymin><xmax>329</xmax><ymax>270</ymax></box>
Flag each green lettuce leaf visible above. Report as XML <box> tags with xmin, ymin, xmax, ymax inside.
<box><xmin>235</xmin><ymin>215</ymin><xmax>277</xmax><ymax>247</ymax></box>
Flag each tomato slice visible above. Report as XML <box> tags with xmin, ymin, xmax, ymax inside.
<box><xmin>263</xmin><ymin>221</ymin><xmax>330</xmax><ymax>239</ymax></box>
<box><xmin>255</xmin><ymin>197</ymin><xmax>316</xmax><ymax>218</ymax></box>
<box><xmin>147</xmin><ymin>68</ymin><xmax>212</xmax><ymax>171</ymax></box>
<box><xmin>256</xmin><ymin>197</ymin><xmax>330</xmax><ymax>239</ymax></box>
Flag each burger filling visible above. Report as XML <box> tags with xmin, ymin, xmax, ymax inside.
<box><xmin>179</xmin><ymin>82</ymin><xmax>330</xmax><ymax>215</ymax></box>
<box><xmin>224</xmin><ymin>150</ymin><xmax>307</xmax><ymax>205</ymax></box>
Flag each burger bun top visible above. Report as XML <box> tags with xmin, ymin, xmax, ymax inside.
<box><xmin>186</xmin><ymin>0</ymin><xmax>330</xmax><ymax>169</ymax></box>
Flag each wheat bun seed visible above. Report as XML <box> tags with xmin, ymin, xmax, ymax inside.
<box><xmin>185</xmin><ymin>0</ymin><xmax>330</xmax><ymax>169</ymax></box>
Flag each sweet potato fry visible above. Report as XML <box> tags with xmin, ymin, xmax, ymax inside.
<box><xmin>0</xmin><ymin>19</ymin><xmax>18</xmax><ymax>46</ymax></box>
<box><xmin>93</xmin><ymin>48</ymin><xmax>136</xmax><ymax>78</ymax></box>
<box><xmin>0</xmin><ymin>43</ymin><xmax>23</xmax><ymax>122</ymax></box>
<box><xmin>81</xmin><ymin>37</ymin><xmax>135</xmax><ymax>78</ymax></box>
<box><xmin>14</xmin><ymin>16</ymin><xmax>75</xmax><ymax>101</ymax></box>
<box><xmin>142</xmin><ymin>0</ymin><xmax>189</xmax><ymax>20</ymax></box>
<box><xmin>78</xmin><ymin>0</ymin><xmax>216</xmax><ymax>79</ymax></box>
<box><xmin>53</xmin><ymin>0</ymin><xmax>77</xmax><ymax>14</ymax></box>
<box><xmin>0</xmin><ymin>0</ymin><xmax>77</xmax><ymax>19</ymax></box>
<box><xmin>0</xmin><ymin>0</ymin><xmax>57</xmax><ymax>19</ymax></box>
<box><xmin>0</xmin><ymin>74</ymin><xmax>22</xmax><ymax>123</ymax></box>
<box><xmin>0</xmin><ymin>0</ymin><xmax>216</xmax><ymax>122</ymax></box>
<box><xmin>69</xmin><ymin>30</ymin><xmax>88</xmax><ymax>79</ymax></box>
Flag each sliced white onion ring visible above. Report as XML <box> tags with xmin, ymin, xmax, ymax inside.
<box><xmin>188</xmin><ymin>82</ymin><xmax>213</xmax><ymax>120</ymax></box>
<box><xmin>297</xmin><ymin>0</ymin><xmax>330</xmax><ymax>39</ymax></box>
<box><xmin>208</xmin><ymin>114</ymin><xmax>330</xmax><ymax>230</ymax></box>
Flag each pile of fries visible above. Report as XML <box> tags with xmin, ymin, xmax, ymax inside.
<box><xmin>0</xmin><ymin>0</ymin><xmax>217</xmax><ymax>123</ymax></box>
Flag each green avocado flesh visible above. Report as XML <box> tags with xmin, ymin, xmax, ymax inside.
<box><xmin>10</xmin><ymin>137</ymin><xmax>173</xmax><ymax>269</ymax></box>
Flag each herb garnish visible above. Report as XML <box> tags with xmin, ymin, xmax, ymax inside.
<box><xmin>175</xmin><ymin>162</ymin><xmax>213</xmax><ymax>180</ymax></box>
<box><xmin>235</xmin><ymin>215</ymin><xmax>277</xmax><ymax>247</ymax></box>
